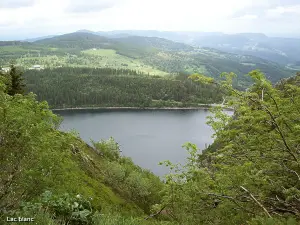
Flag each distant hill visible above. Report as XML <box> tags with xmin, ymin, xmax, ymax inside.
<box><xmin>35</xmin><ymin>32</ymin><xmax>193</xmax><ymax>51</ymax></box>
<box><xmin>141</xmin><ymin>47</ymin><xmax>294</xmax><ymax>85</ymax></box>
<box><xmin>35</xmin><ymin>32</ymin><xmax>114</xmax><ymax>49</ymax></box>
<box><xmin>276</xmin><ymin>72</ymin><xmax>300</xmax><ymax>87</ymax></box>
<box><xmin>0</xmin><ymin>41</ymin><xmax>29</xmax><ymax>46</ymax></box>
<box><xmin>114</xmin><ymin>31</ymin><xmax>300</xmax><ymax>66</ymax></box>
<box><xmin>57</xmin><ymin>30</ymin><xmax>300</xmax><ymax>66</ymax></box>
<box><xmin>24</xmin><ymin>35</ymin><xmax>57</xmax><ymax>42</ymax></box>
<box><xmin>106</xmin><ymin>31</ymin><xmax>300</xmax><ymax>66</ymax></box>
<box><xmin>20</xmin><ymin>30</ymin><xmax>300</xmax><ymax>66</ymax></box>
<box><xmin>1</xmin><ymin>31</ymin><xmax>296</xmax><ymax>87</ymax></box>
<box><xmin>76</xmin><ymin>29</ymin><xmax>99</xmax><ymax>35</ymax></box>
<box><xmin>113</xmin><ymin>36</ymin><xmax>194</xmax><ymax>55</ymax></box>
<box><xmin>189</xmin><ymin>33</ymin><xmax>300</xmax><ymax>66</ymax></box>
<box><xmin>32</xmin><ymin>32</ymin><xmax>294</xmax><ymax>85</ymax></box>
<box><xmin>34</xmin><ymin>32</ymin><xmax>195</xmax><ymax>58</ymax></box>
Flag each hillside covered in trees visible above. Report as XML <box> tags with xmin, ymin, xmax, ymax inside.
<box><xmin>23</xmin><ymin>67</ymin><xmax>223</xmax><ymax>109</ymax></box>
<box><xmin>0</xmin><ymin>68</ymin><xmax>173</xmax><ymax>225</ymax></box>
<box><xmin>0</xmin><ymin>32</ymin><xmax>295</xmax><ymax>88</ymax></box>
<box><xmin>1</xmin><ymin>67</ymin><xmax>300</xmax><ymax>224</ymax></box>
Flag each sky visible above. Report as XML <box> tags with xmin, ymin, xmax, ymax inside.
<box><xmin>0</xmin><ymin>0</ymin><xmax>300</xmax><ymax>40</ymax></box>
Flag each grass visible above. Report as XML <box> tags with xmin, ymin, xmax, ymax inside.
<box><xmin>1</xmin><ymin>46</ymin><xmax>168</xmax><ymax>76</ymax></box>
<box><xmin>2</xmin><ymin>211</ymin><xmax>176</xmax><ymax>225</ymax></box>
<box><xmin>0</xmin><ymin>45</ymin><xmax>39</xmax><ymax>53</ymax></box>
<box><xmin>185</xmin><ymin>65</ymin><xmax>208</xmax><ymax>74</ymax></box>
<box><xmin>0</xmin><ymin>132</ymin><xmax>172</xmax><ymax>225</ymax></box>
<box><xmin>82</xmin><ymin>49</ymin><xmax>168</xmax><ymax>76</ymax></box>
<box><xmin>92</xmin><ymin>213</ymin><xmax>176</xmax><ymax>225</ymax></box>
<box><xmin>83</xmin><ymin>49</ymin><xmax>117</xmax><ymax>56</ymax></box>
<box><xmin>1</xmin><ymin>43</ymin><xmax>294</xmax><ymax>85</ymax></box>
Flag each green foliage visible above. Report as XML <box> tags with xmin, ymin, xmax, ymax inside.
<box><xmin>2</xmin><ymin>191</ymin><xmax>175</xmax><ymax>225</ymax></box>
<box><xmin>160</xmin><ymin>70</ymin><xmax>300</xmax><ymax>224</ymax></box>
<box><xmin>35</xmin><ymin>33</ymin><xmax>113</xmax><ymax>50</ymax></box>
<box><xmin>3</xmin><ymin>62</ymin><xmax>299</xmax><ymax>225</ymax></box>
<box><xmin>19</xmin><ymin>191</ymin><xmax>93</xmax><ymax>224</ymax></box>
<box><xmin>23</xmin><ymin>67</ymin><xmax>222</xmax><ymax>108</ymax></box>
<box><xmin>0</xmin><ymin>89</ymin><xmax>64</xmax><ymax>211</ymax></box>
<box><xmin>92</xmin><ymin>139</ymin><xmax>164</xmax><ymax>213</ymax></box>
<box><xmin>188</xmin><ymin>73</ymin><xmax>215</xmax><ymax>84</ymax></box>
<box><xmin>0</xmin><ymin>73</ymin><xmax>158</xmax><ymax>220</ymax></box>
<box><xmin>0</xmin><ymin>66</ymin><xmax>172</xmax><ymax>224</ymax></box>
<box><xmin>248</xmin><ymin>216</ymin><xmax>298</xmax><ymax>225</ymax></box>
<box><xmin>81</xmin><ymin>49</ymin><xmax>167</xmax><ymax>75</ymax></box>
<box><xmin>4</xmin><ymin>64</ymin><xmax>26</xmax><ymax>95</ymax></box>
<box><xmin>92</xmin><ymin>137</ymin><xmax>121</xmax><ymax>161</ymax></box>
<box><xmin>142</xmin><ymin>50</ymin><xmax>294</xmax><ymax>87</ymax></box>
<box><xmin>92</xmin><ymin>212</ymin><xmax>176</xmax><ymax>225</ymax></box>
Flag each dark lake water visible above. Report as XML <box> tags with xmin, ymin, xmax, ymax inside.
<box><xmin>56</xmin><ymin>109</ymin><xmax>229</xmax><ymax>176</ymax></box>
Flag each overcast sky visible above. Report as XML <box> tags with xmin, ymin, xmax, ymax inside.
<box><xmin>1</xmin><ymin>0</ymin><xmax>300</xmax><ymax>40</ymax></box>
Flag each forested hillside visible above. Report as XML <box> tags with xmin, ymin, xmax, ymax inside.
<box><xmin>35</xmin><ymin>33</ymin><xmax>194</xmax><ymax>53</ymax></box>
<box><xmin>35</xmin><ymin>32</ymin><xmax>114</xmax><ymax>50</ymax></box>
<box><xmin>1</xmin><ymin>67</ymin><xmax>300</xmax><ymax>224</ymax></box>
<box><xmin>90</xmin><ymin>30</ymin><xmax>300</xmax><ymax>66</ymax></box>
<box><xmin>1</xmin><ymin>32</ymin><xmax>295</xmax><ymax>88</ymax></box>
<box><xmin>0</xmin><ymin>69</ymin><xmax>174</xmax><ymax>225</ymax></box>
<box><xmin>24</xmin><ymin>67</ymin><xmax>222</xmax><ymax>108</ymax></box>
<box><xmin>141</xmin><ymin>48</ymin><xmax>292</xmax><ymax>86</ymax></box>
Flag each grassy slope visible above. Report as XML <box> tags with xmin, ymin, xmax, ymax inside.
<box><xmin>31</xmin><ymin>132</ymin><xmax>145</xmax><ymax>215</ymax></box>
<box><xmin>0</xmin><ymin>73</ymin><xmax>173</xmax><ymax>224</ymax></box>
<box><xmin>82</xmin><ymin>49</ymin><xmax>168</xmax><ymax>75</ymax></box>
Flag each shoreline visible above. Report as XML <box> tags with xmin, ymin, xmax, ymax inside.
<box><xmin>51</xmin><ymin>105</ymin><xmax>234</xmax><ymax>111</ymax></box>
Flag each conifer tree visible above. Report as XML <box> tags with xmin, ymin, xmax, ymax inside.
<box><xmin>7</xmin><ymin>64</ymin><xmax>25</xmax><ymax>96</ymax></box>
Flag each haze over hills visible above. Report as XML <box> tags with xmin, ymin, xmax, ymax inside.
<box><xmin>23</xmin><ymin>35</ymin><xmax>57</xmax><ymax>42</ymax></box>
<box><xmin>93</xmin><ymin>30</ymin><xmax>300</xmax><ymax>67</ymax></box>
<box><xmin>20</xmin><ymin>30</ymin><xmax>300</xmax><ymax>69</ymax></box>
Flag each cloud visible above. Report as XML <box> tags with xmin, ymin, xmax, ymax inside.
<box><xmin>65</xmin><ymin>0</ymin><xmax>123</xmax><ymax>13</ymax></box>
<box><xmin>231</xmin><ymin>0</ymin><xmax>300</xmax><ymax>18</ymax></box>
<box><xmin>237</xmin><ymin>14</ymin><xmax>258</xmax><ymax>20</ymax></box>
<box><xmin>266</xmin><ymin>5</ymin><xmax>300</xmax><ymax>18</ymax></box>
<box><xmin>228</xmin><ymin>0</ymin><xmax>300</xmax><ymax>34</ymax></box>
<box><xmin>0</xmin><ymin>0</ymin><xmax>36</xmax><ymax>8</ymax></box>
<box><xmin>0</xmin><ymin>0</ymin><xmax>299</xmax><ymax>40</ymax></box>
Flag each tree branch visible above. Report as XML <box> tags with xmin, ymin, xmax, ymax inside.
<box><xmin>205</xmin><ymin>192</ymin><xmax>255</xmax><ymax>215</ymax></box>
<box><xmin>240</xmin><ymin>186</ymin><xmax>272</xmax><ymax>218</ymax></box>
<box><xmin>144</xmin><ymin>205</ymin><xmax>169</xmax><ymax>220</ymax></box>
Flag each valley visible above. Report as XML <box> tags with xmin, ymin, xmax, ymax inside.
<box><xmin>1</xmin><ymin>31</ymin><xmax>296</xmax><ymax>92</ymax></box>
<box><xmin>1</xmin><ymin>28</ymin><xmax>300</xmax><ymax>225</ymax></box>
<box><xmin>79</xmin><ymin>30</ymin><xmax>300</xmax><ymax>66</ymax></box>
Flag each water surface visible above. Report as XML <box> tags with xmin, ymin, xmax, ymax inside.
<box><xmin>57</xmin><ymin>109</ymin><xmax>220</xmax><ymax>176</ymax></box>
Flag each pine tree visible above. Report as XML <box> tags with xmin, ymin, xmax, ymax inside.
<box><xmin>7</xmin><ymin>64</ymin><xmax>25</xmax><ymax>96</ymax></box>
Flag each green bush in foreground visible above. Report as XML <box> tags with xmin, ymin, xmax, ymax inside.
<box><xmin>158</xmin><ymin>71</ymin><xmax>300</xmax><ymax>224</ymax></box>
<box><xmin>92</xmin><ymin>138</ymin><xmax>164</xmax><ymax>213</ymax></box>
<box><xmin>0</xmin><ymin>68</ymin><xmax>169</xmax><ymax>224</ymax></box>
<box><xmin>2</xmin><ymin>190</ymin><xmax>175</xmax><ymax>225</ymax></box>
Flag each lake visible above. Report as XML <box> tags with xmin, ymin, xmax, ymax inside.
<box><xmin>56</xmin><ymin>109</ymin><xmax>227</xmax><ymax>177</ymax></box>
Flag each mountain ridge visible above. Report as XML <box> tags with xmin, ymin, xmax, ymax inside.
<box><xmin>1</xmin><ymin>31</ymin><xmax>296</xmax><ymax>87</ymax></box>
<box><xmin>18</xmin><ymin>30</ymin><xmax>300</xmax><ymax>66</ymax></box>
